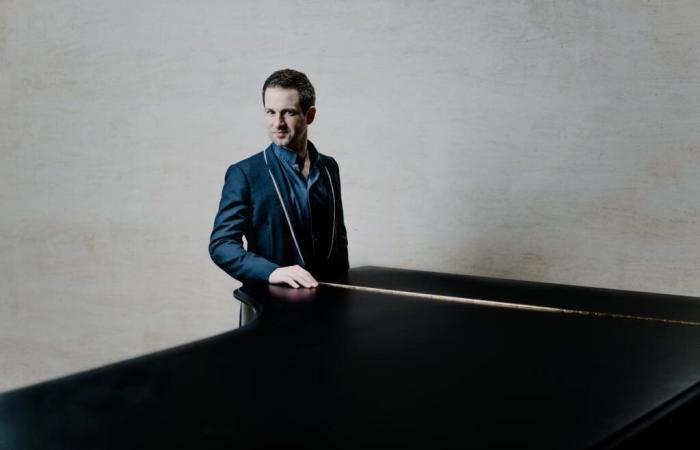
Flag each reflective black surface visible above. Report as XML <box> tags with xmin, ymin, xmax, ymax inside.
<box><xmin>1</xmin><ymin>267</ymin><xmax>699</xmax><ymax>449</ymax></box>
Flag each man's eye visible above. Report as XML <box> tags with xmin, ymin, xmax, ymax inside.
<box><xmin>286</xmin><ymin>111</ymin><xmax>296</xmax><ymax>116</ymax></box>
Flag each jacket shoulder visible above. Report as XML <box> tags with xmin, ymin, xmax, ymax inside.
<box><xmin>231</xmin><ymin>150</ymin><xmax>267</xmax><ymax>173</ymax></box>
<box><xmin>319</xmin><ymin>152</ymin><xmax>341</xmax><ymax>171</ymax></box>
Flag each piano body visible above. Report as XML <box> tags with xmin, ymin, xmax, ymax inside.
<box><xmin>0</xmin><ymin>266</ymin><xmax>699</xmax><ymax>449</ymax></box>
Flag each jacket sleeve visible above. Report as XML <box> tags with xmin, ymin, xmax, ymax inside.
<box><xmin>209</xmin><ymin>164</ymin><xmax>279</xmax><ymax>283</ymax></box>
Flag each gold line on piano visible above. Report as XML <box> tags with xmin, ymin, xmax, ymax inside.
<box><xmin>318</xmin><ymin>282</ymin><xmax>700</xmax><ymax>327</ymax></box>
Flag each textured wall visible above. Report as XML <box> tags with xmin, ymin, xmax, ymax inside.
<box><xmin>1</xmin><ymin>1</ymin><xmax>699</xmax><ymax>391</ymax></box>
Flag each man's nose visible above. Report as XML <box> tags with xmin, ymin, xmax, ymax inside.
<box><xmin>276</xmin><ymin>115</ymin><xmax>286</xmax><ymax>128</ymax></box>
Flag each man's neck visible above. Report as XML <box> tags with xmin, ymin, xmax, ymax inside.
<box><xmin>287</xmin><ymin>139</ymin><xmax>308</xmax><ymax>161</ymax></box>
<box><xmin>298</xmin><ymin>143</ymin><xmax>310</xmax><ymax>178</ymax></box>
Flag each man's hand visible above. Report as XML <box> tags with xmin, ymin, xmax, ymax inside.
<box><xmin>268</xmin><ymin>265</ymin><xmax>318</xmax><ymax>288</ymax></box>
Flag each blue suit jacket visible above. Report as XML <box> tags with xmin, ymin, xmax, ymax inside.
<box><xmin>209</xmin><ymin>144</ymin><xmax>349</xmax><ymax>283</ymax></box>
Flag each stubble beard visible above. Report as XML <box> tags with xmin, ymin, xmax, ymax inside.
<box><xmin>269</xmin><ymin>129</ymin><xmax>291</xmax><ymax>147</ymax></box>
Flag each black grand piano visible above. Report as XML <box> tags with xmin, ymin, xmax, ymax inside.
<box><xmin>1</xmin><ymin>267</ymin><xmax>699</xmax><ymax>449</ymax></box>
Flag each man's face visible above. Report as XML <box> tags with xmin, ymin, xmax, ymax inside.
<box><xmin>264</xmin><ymin>87</ymin><xmax>315</xmax><ymax>153</ymax></box>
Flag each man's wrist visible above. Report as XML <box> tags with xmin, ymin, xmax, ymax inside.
<box><xmin>266</xmin><ymin>265</ymin><xmax>281</xmax><ymax>282</ymax></box>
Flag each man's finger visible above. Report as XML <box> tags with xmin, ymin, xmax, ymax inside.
<box><xmin>280</xmin><ymin>272</ymin><xmax>299</xmax><ymax>289</ymax></box>
<box><xmin>289</xmin><ymin>266</ymin><xmax>316</xmax><ymax>288</ymax></box>
<box><xmin>291</xmin><ymin>266</ymin><xmax>318</xmax><ymax>287</ymax></box>
<box><xmin>284</xmin><ymin>275</ymin><xmax>300</xmax><ymax>289</ymax></box>
<box><xmin>288</xmin><ymin>271</ymin><xmax>313</xmax><ymax>288</ymax></box>
<box><xmin>297</xmin><ymin>276</ymin><xmax>315</xmax><ymax>288</ymax></box>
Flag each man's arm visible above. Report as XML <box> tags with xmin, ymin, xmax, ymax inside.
<box><xmin>209</xmin><ymin>164</ymin><xmax>279</xmax><ymax>283</ymax></box>
<box><xmin>209</xmin><ymin>164</ymin><xmax>318</xmax><ymax>288</ymax></box>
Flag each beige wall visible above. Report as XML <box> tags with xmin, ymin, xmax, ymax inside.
<box><xmin>2</xmin><ymin>0</ymin><xmax>699</xmax><ymax>392</ymax></box>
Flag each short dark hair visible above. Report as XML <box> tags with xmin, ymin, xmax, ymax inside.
<box><xmin>262</xmin><ymin>69</ymin><xmax>316</xmax><ymax>114</ymax></box>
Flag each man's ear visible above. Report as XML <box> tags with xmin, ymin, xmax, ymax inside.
<box><xmin>305</xmin><ymin>106</ymin><xmax>317</xmax><ymax>125</ymax></box>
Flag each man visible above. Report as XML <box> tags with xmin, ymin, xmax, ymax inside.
<box><xmin>209</xmin><ymin>69</ymin><xmax>349</xmax><ymax>290</ymax></box>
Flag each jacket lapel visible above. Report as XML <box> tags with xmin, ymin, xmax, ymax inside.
<box><xmin>263</xmin><ymin>145</ymin><xmax>306</xmax><ymax>263</ymax></box>
<box><xmin>264</xmin><ymin>145</ymin><xmax>294</xmax><ymax>210</ymax></box>
<box><xmin>315</xmin><ymin>153</ymin><xmax>338</xmax><ymax>261</ymax></box>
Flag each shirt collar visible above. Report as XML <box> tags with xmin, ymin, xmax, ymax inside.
<box><xmin>272</xmin><ymin>142</ymin><xmax>320</xmax><ymax>169</ymax></box>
